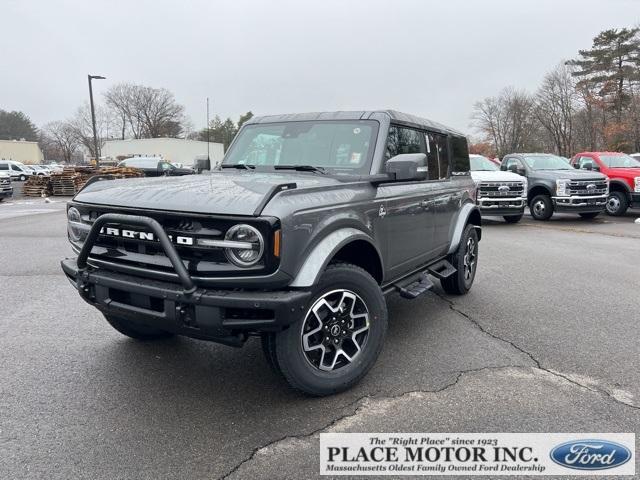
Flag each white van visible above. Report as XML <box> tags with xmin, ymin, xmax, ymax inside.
<box><xmin>0</xmin><ymin>160</ymin><xmax>34</xmax><ymax>181</ymax></box>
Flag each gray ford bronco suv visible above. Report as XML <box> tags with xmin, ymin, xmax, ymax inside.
<box><xmin>61</xmin><ymin>110</ymin><xmax>481</xmax><ymax>396</ymax></box>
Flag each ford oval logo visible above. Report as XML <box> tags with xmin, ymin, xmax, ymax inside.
<box><xmin>498</xmin><ymin>185</ymin><xmax>510</xmax><ymax>192</ymax></box>
<box><xmin>550</xmin><ymin>439</ymin><xmax>632</xmax><ymax>470</ymax></box>
<box><xmin>586</xmin><ymin>183</ymin><xmax>596</xmax><ymax>190</ymax></box>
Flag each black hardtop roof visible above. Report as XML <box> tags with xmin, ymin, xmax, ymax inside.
<box><xmin>246</xmin><ymin>110</ymin><xmax>466</xmax><ymax>137</ymax></box>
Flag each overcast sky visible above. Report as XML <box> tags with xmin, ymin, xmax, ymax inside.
<box><xmin>2</xmin><ymin>0</ymin><xmax>638</xmax><ymax>136</ymax></box>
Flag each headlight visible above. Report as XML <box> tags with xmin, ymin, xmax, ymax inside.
<box><xmin>67</xmin><ymin>207</ymin><xmax>84</xmax><ymax>242</ymax></box>
<box><xmin>635</xmin><ymin>177</ymin><xmax>640</xmax><ymax>193</ymax></box>
<box><xmin>521</xmin><ymin>178</ymin><xmax>528</xmax><ymax>197</ymax></box>
<box><xmin>556</xmin><ymin>179</ymin><xmax>570</xmax><ymax>197</ymax></box>
<box><xmin>224</xmin><ymin>224</ymin><xmax>264</xmax><ymax>267</ymax></box>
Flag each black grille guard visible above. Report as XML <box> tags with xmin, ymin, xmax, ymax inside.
<box><xmin>76</xmin><ymin>213</ymin><xmax>197</xmax><ymax>294</ymax></box>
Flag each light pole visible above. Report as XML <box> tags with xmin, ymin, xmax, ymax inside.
<box><xmin>88</xmin><ymin>75</ymin><xmax>106</xmax><ymax>168</ymax></box>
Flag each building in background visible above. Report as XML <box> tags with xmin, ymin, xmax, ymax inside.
<box><xmin>102</xmin><ymin>138</ymin><xmax>225</xmax><ymax>168</ymax></box>
<box><xmin>0</xmin><ymin>139</ymin><xmax>44</xmax><ymax>164</ymax></box>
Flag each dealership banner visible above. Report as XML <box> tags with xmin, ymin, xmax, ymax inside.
<box><xmin>320</xmin><ymin>433</ymin><xmax>635</xmax><ymax>476</ymax></box>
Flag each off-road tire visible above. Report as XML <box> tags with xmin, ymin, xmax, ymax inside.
<box><xmin>579</xmin><ymin>212</ymin><xmax>600</xmax><ymax>220</ymax></box>
<box><xmin>103</xmin><ymin>313</ymin><xmax>174</xmax><ymax>340</ymax></box>
<box><xmin>441</xmin><ymin>223</ymin><xmax>479</xmax><ymax>295</ymax></box>
<box><xmin>503</xmin><ymin>214</ymin><xmax>523</xmax><ymax>224</ymax></box>
<box><xmin>530</xmin><ymin>194</ymin><xmax>553</xmax><ymax>221</ymax></box>
<box><xmin>274</xmin><ymin>263</ymin><xmax>387</xmax><ymax>396</ymax></box>
<box><xmin>605</xmin><ymin>191</ymin><xmax>628</xmax><ymax>216</ymax></box>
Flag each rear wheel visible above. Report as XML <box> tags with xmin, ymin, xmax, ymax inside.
<box><xmin>503</xmin><ymin>214</ymin><xmax>523</xmax><ymax>224</ymax></box>
<box><xmin>273</xmin><ymin>263</ymin><xmax>387</xmax><ymax>396</ymax></box>
<box><xmin>579</xmin><ymin>212</ymin><xmax>599</xmax><ymax>219</ymax></box>
<box><xmin>605</xmin><ymin>191</ymin><xmax>628</xmax><ymax>216</ymax></box>
<box><xmin>19</xmin><ymin>174</ymin><xmax>26</xmax><ymax>181</ymax></box>
<box><xmin>103</xmin><ymin>314</ymin><xmax>174</xmax><ymax>340</ymax></box>
<box><xmin>441</xmin><ymin>224</ymin><xmax>479</xmax><ymax>295</ymax></box>
<box><xmin>530</xmin><ymin>194</ymin><xmax>553</xmax><ymax>221</ymax></box>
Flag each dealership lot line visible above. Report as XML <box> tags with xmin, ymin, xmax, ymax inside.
<box><xmin>0</xmin><ymin>209</ymin><xmax>639</xmax><ymax>479</ymax></box>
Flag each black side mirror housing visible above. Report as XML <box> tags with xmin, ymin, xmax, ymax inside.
<box><xmin>385</xmin><ymin>153</ymin><xmax>428</xmax><ymax>181</ymax></box>
<box><xmin>583</xmin><ymin>161</ymin><xmax>593</xmax><ymax>171</ymax></box>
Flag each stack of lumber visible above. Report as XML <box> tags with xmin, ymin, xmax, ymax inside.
<box><xmin>50</xmin><ymin>167</ymin><xmax>95</xmax><ymax>196</ymax></box>
<box><xmin>22</xmin><ymin>175</ymin><xmax>52</xmax><ymax>197</ymax></box>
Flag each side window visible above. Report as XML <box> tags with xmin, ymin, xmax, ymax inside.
<box><xmin>577</xmin><ymin>156</ymin><xmax>593</xmax><ymax>169</ymax></box>
<box><xmin>449</xmin><ymin>136</ymin><xmax>468</xmax><ymax>175</ymax></box>
<box><xmin>0</xmin><ymin>164</ymin><xmax>8</xmax><ymax>170</ymax></box>
<box><xmin>503</xmin><ymin>157</ymin><xmax>521</xmax><ymax>170</ymax></box>
<box><xmin>385</xmin><ymin>125</ymin><xmax>425</xmax><ymax>161</ymax></box>
<box><xmin>425</xmin><ymin>132</ymin><xmax>449</xmax><ymax>180</ymax></box>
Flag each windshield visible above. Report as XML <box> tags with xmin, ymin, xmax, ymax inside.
<box><xmin>600</xmin><ymin>154</ymin><xmax>640</xmax><ymax>168</ymax></box>
<box><xmin>223</xmin><ymin>121</ymin><xmax>378</xmax><ymax>174</ymax></box>
<box><xmin>522</xmin><ymin>155</ymin><xmax>572</xmax><ymax>170</ymax></box>
<box><xmin>469</xmin><ymin>155</ymin><xmax>498</xmax><ymax>171</ymax></box>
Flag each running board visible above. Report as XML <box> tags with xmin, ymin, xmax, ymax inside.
<box><xmin>427</xmin><ymin>259</ymin><xmax>456</xmax><ymax>279</ymax></box>
<box><xmin>396</xmin><ymin>273</ymin><xmax>434</xmax><ymax>299</ymax></box>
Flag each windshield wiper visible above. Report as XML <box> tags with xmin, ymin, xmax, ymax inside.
<box><xmin>221</xmin><ymin>164</ymin><xmax>255</xmax><ymax>170</ymax></box>
<box><xmin>274</xmin><ymin>165</ymin><xmax>327</xmax><ymax>174</ymax></box>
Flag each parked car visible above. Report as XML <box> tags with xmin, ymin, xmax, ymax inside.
<box><xmin>0</xmin><ymin>171</ymin><xmax>12</xmax><ymax>201</ymax></box>
<box><xmin>117</xmin><ymin>157</ymin><xmax>194</xmax><ymax>176</ymax></box>
<box><xmin>469</xmin><ymin>154</ymin><xmax>526</xmax><ymax>223</ymax></box>
<box><xmin>500</xmin><ymin>153</ymin><xmax>608</xmax><ymax>220</ymax></box>
<box><xmin>61</xmin><ymin>110</ymin><xmax>482</xmax><ymax>396</ymax></box>
<box><xmin>30</xmin><ymin>165</ymin><xmax>51</xmax><ymax>176</ymax></box>
<box><xmin>571</xmin><ymin>152</ymin><xmax>640</xmax><ymax>216</ymax></box>
<box><xmin>0</xmin><ymin>160</ymin><xmax>35</xmax><ymax>181</ymax></box>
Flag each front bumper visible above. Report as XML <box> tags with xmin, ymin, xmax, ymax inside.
<box><xmin>477</xmin><ymin>197</ymin><xmax>525</xmax><ymax>216</ymax></box>
<box><xmin>630</xmin><ymin>192</ymin><xmax>640</xmax><ymax>208</ymax></box>
<box><xmin>552</xmin><ymin>194</ymin><xmax>607</xmax><ymax>212</ymax></box>
<box><xmin>61</xmin><ymin>258</ymin><xmax>311</xmax><ymax>345</ymax></box>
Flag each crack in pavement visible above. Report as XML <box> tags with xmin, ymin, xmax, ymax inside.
<box><xmin>432</xmin><ymin>290</ymin><xmax>640</xmax><ymax>411</ymax></box>
<box><xmin>219</xmin><ymin>366</ymin><xmax>515</xmax><ymax>480</ymax></box>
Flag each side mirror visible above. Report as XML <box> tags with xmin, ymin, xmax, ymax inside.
<box><xmin>583</xmin><ymin>161</ymin><xmax>593</xmax><ymax>171</ymax></box>
<box><xmin>385</xmin><ymin>153</ymin><xmax>427</xmax><ymax>181</ymax></box>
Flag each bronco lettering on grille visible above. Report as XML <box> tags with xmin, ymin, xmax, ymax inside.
<box><xmin>99</xmin><ymin>227</ymin><xmax>194</xmax><ymax>245</ymax></box>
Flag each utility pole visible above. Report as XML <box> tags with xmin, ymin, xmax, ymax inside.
<box><xmin>206</xmin><ymin>97</ymin><xmax>211</xmax><ymax>168</ymax></box>
<box><xmin>88</xmin><ymin>74</ymin><xmax>106</xmax><ymax>167</ymax></box>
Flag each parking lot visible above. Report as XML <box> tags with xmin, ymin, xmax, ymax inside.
<box><xmin>1</xmin><ymin>198</ymin><xmax>639</xmax><ymax>479</ymax></box>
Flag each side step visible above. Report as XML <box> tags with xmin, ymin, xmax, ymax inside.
<box><xmin>427</xmin><ymin>259</ymin><xmax>456</xmax><ymax>280</ymax></box>
<box><xmin>396</xmin><ymin>273</ymin><xmax>434</xmax><ymax>299</ymax></box>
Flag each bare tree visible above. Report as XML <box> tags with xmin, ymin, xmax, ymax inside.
<box><xmin>104</xmin><ymin>83</ymin><xmax>187</xmax><ymax>139</ymax></box>
<box><xmin>472</xmin><ymin>87</ymin><xmax>539</xmax><ymax>157</ymax></box>
<box><xmin>68</xmin><ymin>103</ymin><xmax>110</xmax><ymax>158</ymax></box>
<box><xmin>41</xmin><ymin>121</ymin><xmax>80</xmax><ymax>163</ymax></box>
<box><xmin>534</xmin><ymin>63</ymin><xmax>578</xmax><ymax>157</ymax></box>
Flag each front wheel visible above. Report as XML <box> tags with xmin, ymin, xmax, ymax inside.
<box><xmin>503</xmin><ymin>214</ymin><xmax>523</xmax><ymax>224</ymax></box>
<box><xmin>273</xmin><ymin>263</ymin><xmax>387</xmax><ymax>396</ymax></box>
<box><xmin>530</xmin><ymin>194</ymin><xmax>553</xmax><ymax>221</ymax></box>
<box><xmin>103</xmin><ymin>314</ymin><xmax>174</xmax><ymax>340</ymax></box>
<box><xmin>19</xmin><ymin>174</ymin><xmax>26</xmax><ymax>181</ymax></box>
<box><xmin>441</xmin><ymin>223</ymin><xmax>479</xmax><ymax>295</ymax></box>
<box><xmin>605</xmin><ymin>191</ymin><xmax>629</xmax><ymax>216</ymax></box>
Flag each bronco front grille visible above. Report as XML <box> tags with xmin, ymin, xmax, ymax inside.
<box><xmin>478</xmin><ymin>181</ymin><xmax>524</xmax><ymax>197</ymax></box>
<box><xmin>567</xmin><ymin>179</ymin><xmax>608</xmax><ymax>196</ymax></box>
<box><xmin>72</xmin><ymin>205</ymin><xmax>279</xmax><ymax>277</ymax></box>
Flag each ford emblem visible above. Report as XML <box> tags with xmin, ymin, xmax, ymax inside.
<box><xmin>586</xmin><ymin>183</ymin><xmax>596</xmax><ymax>190</ymax></box>
<box><xmin>498</xmin><ymin>185</ymin><xmax>510</xmax><ymax>192</ymax></box>
<box><xmin>550</xmin><ymin>439</ymin><xmax>632</xmax><ymax>470</ymax></box>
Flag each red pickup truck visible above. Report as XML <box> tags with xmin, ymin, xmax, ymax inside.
<box><xmin>571</xmin><ymin>152</ymin><xmax>640</xmax><ymax>216</ymax></box>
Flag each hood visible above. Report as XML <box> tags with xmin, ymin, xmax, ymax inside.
<box><xmin>605</xmin><ymin>167</ymin><xmax>640</xmax><ymax>179</ymax></box>
<box><xmin>470</xmin><ymin>170</ymin><xmax>524</xmax><ymax>182</ymax></box>
<box><xmin>532</xmin><ymin>169</ymin><xmax>607</xmax><ymax>181</ymax></box>
<box><xmin>73</xmin><ymin>171</ymin><xmax>344</xmax><ymax>216</ymax></box>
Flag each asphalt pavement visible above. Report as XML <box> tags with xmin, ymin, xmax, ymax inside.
<box><xmin>1</xmin><ymin>199</ymin><xmax>639</xmax><ymax>479</ymax></box>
